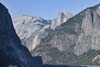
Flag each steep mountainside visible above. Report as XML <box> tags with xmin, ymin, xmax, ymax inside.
<box><xmin>13</xmin><ymin>16</ymin><xmax>51</xmax><ymax>51</ymax></box>
<box><xmin>32</xmin><ymin>4</ymin><xmax>100</xmax><ymax>65</ymax></box>
<box><xmin>13</xmin><ymin>12</ymin><xmax>73</xmax><ymax>51</ymax></box>
<box><xmin>0</xmin><ymin>3</ymin><xmax>38</xmax><ymax>67</ymax></box>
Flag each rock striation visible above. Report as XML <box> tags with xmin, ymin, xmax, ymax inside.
<box><xmin>13</xmin><ymin>16</ymin><xmax>51</xmax><ymax>51</ymax></box>
<box><xmin>32</xmin><ymin>4</ymin><xmax>100</xmax><ymax>65</ymax></box>
<box><xmin>13</xmin><ymin>12</ymin><xmax>73</xmax><ymax>52</ymax></box>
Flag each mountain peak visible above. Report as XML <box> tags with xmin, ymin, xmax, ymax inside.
<box><xmin>57</xmin><ymin>11</ymin><xmax>73</xmax><ymax>18</ymax></box>
<box><xmin>51</xmin><ymin>11</ymin><xmax>73</xmax><ymax>29</ymax></box>
<box><xmin>14</xmin><ymin>15</ymin><xmax>44</xmax><ymax>20</ymax></box>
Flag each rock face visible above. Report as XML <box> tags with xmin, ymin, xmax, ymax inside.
<box><xmin>13</xmin><ymin>16</ymin><xmax>51</xmax><ymax>51</ymax></box>
<box><xmin>32</xmin><ymin>4</ymin><xmax>100</xmax><ymax>65</ymax></box>
<box><xmin>0</xmin><ymin>3</ymin><xmax>38</xmax><ymax>67</ymax></box>
<box><xmin>92</xmin><ymin>55</ymin><xmax>100</xmax><ymax>64</ymax></box>
<box><xmin>13</xmin><ymin>12</ymin><xmax>73</xmax><ymax>51</ymax></box>
<box><xmin>51</xmin><ymin>12</ymin><xmax>73</xmax><ymax>30</ymax></box>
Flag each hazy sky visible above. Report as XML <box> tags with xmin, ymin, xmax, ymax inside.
<box><xmin>0</xmin><ymin>0</ymin><xmax>100</xmax><ymax>19</ymax></box>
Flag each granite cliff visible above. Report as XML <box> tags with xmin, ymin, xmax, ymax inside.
<box><xmin>13</xmin><ymin>12</ymin><xmax>73</xmax><ymax>51</ymax></box>
<box><xmin>32</xmin><ymin>4</ymin><xmax>100</xmax><ymax>65</ymax></box>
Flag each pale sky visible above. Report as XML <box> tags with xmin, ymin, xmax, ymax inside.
<box><xmin>0</xmin><ymin>0</ymin><xmax>100</xmax><ymax>19</ymax></box>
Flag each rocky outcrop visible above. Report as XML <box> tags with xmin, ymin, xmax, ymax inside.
<box><xmin>51</xmin><ymin>12</ymin><xmax>73</xmax><ymax>30</ymax></box>
<box><xmin>13</xmin><ymin>12</ymin><xmax>73</xmax><ymax>52</ymax></box>
<box><xmin>32</xmin><ymin>4</ymin><xmax>100</xmax><ymax>65</ymax></box>
<box><xmin>0</xmin><ymin>3</ymin><xmax>38</xmax><ymax>67</ymax></box>
<box><xmin>13</xmin><ymin>16</ymin><xmax>51</xmax><ymax>51</ymax></box>
<box><xmin>92</xmin><ymin>55</ymin><xmax>100</xmax><ymax>64</ymax></box>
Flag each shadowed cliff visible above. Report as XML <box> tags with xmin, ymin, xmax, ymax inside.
<box><xmin>0</xmin><ymin>3</ymin><xmax>38</xmax><ymax>67</ymax></box>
